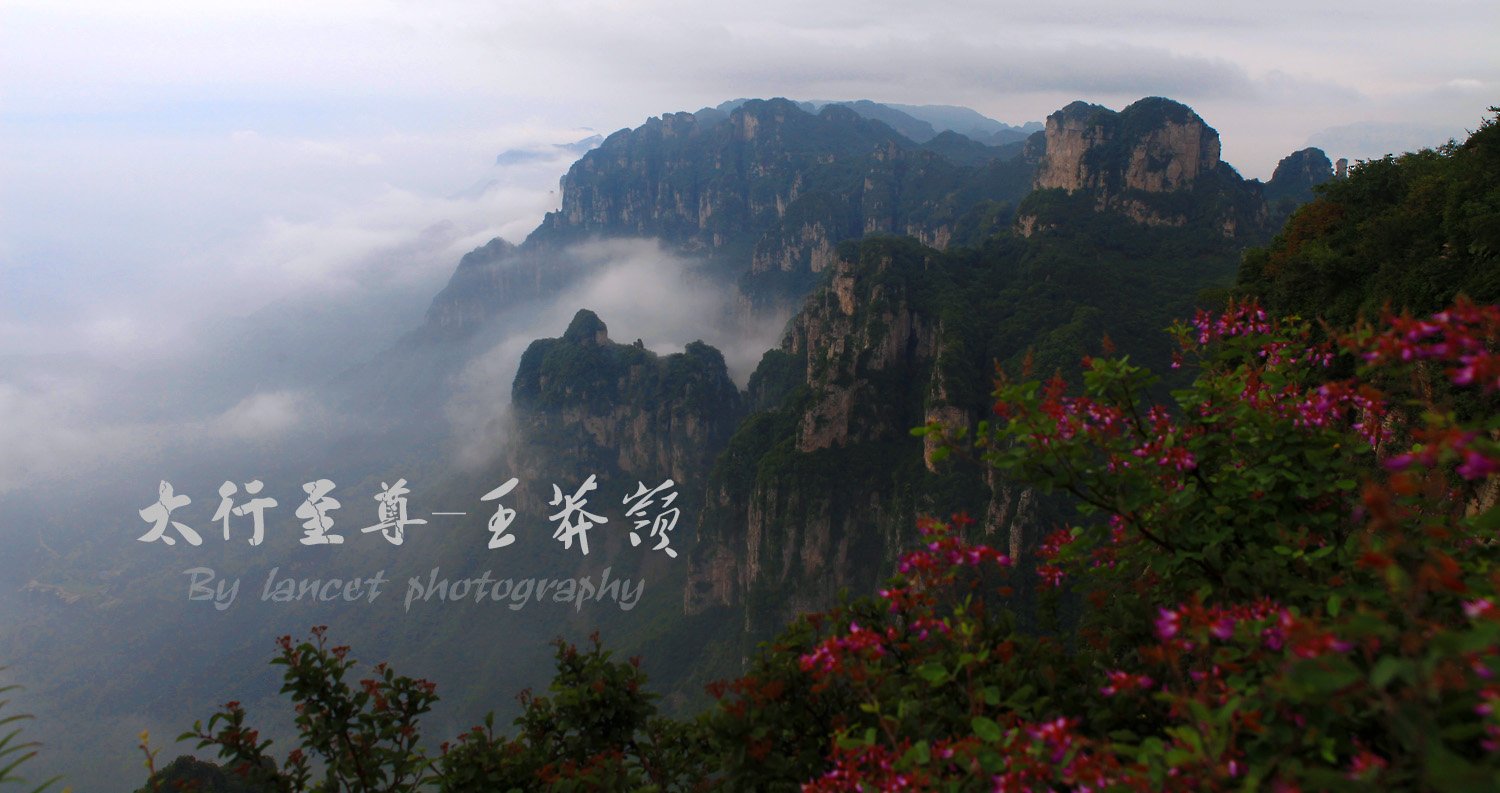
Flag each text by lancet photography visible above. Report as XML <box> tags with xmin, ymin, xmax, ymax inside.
<box><xmin>183</xmin><ymin>565</ymin><xmax>646</xmax><ymax>613</ymax></box>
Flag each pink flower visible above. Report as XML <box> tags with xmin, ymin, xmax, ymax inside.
<box><xmin>1384</xmin><ymin>453</ymin><xmax>1414</xmax><ymax>472</ymax></box>
<box><xmin>1156</xmin><ymin>608</ymin><xmax>1180</xmax><ymax>639</ymax></box>
<box><xmin>1261</xmin><ymin>625</ymin><xmax>1286</xmax><ymax>651</ymax></box>
<box><xmin>1346</xmin><ymin>747</ymin><xmax>1387</xmax><ymax>781</ymax></box>
<box><xmin>1457</xmin><ymin>450</ymin><xmax>1498</xmax><ymax>480</ymax></box>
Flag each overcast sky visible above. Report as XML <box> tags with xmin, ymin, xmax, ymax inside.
<box><xmin>1</xmin><ymin>0</ymin><xmax>1494</xmax><ymax>362</ymax></box>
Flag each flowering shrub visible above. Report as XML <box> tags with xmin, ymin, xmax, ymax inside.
<box><xmin>837</xmin><ymin>297</ymin><xmax>1500</xmax><ymax>790</ymax></box>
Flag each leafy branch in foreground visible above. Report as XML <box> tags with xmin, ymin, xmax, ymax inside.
<box><xmin>0</xmin><ymin>670</ymin><xmax>66</xmax><ymax>793</ymax></box>
<box><xmin>180</xmin><ymin>630</ymin><xmax>714</xmax><ymax>793</ymax></box>
<box><xmin>183</xmin><ymin>626</ymin><xmax>437</xmax><ymax>793</ymax></box>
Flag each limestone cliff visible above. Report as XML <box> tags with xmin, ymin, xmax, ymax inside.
<box><xmin>406</xmin><ymin>238</ymin><xmax>522</xmax><ymax>344</ymax></box>
<box><xmin>412</xmin><ymin>96</ymin><xmax>1279</xmax><ymax>351</ymax></box>
<box><xmin>412</xmin><ymin>99</ymin><xmax>1035</xmax><ymax>342</ymax></box>
<box><xmin>683</xmin><ymin>178</ymin><xmax>1255</xmax><ymax>636</ymax></box>
<box><xmin>1018</xmin><ymin>98</ymin><xmax>1269</xmax><ymax>239</ymax></box>
<box><xmin>504</xmin><ymin>310</ymin><xmax>744</xmax><ymax>515</ymax></box>
<box><xmin>1033</xmin><ymin>99</ymin><xmax>1218</xmax><ymax>195</ymax></box>
<box><xmin>685</xmin><ymin>238</ymin><xmax>1041</xmax><ymax>632</ymax></box>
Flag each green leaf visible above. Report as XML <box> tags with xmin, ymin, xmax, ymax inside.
<box><xmin>971</xmin><ymin>717</ymin><xmax>1003</xmax><ymax>743</ymax></box>
<box><xmin>918</xmin><ymin>663</ymin><xmax>948</xmax><ymax>685</ymax></box>
<box><xmin>1289</xmin><ymin>659</ymin><xmax>1362</xmax><ymax>693</ymax></box>
<box><xmin>1371</xmin><ymin>657</ymin><xmax>1406</xmax><ymax>690</ymax></box>
<box><xmin>904</xmin><ymin>740</ymin><xmax>931</xmax><ymax>765</ymax></box>
<box><xmin>1425</xmin><ymin>741</ymin><xmax>1494</xmax><ymax>792</ymax></box>
<box><xmin>1470</xmin><ymin>502</ymin><xmax>1500</xmax><ymax>533</ymax></box>
<box><xmin>1164</xmin><ymin>749</ymin><xmax>1196</xmax><ymax>767</ymax></box>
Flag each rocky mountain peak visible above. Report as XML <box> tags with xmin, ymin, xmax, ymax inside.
<box><xmin>1019</xmin><ymin>97</ymin><xmax>1266</xmax><ymax>238</ymax></box>
<box><xmin>1266</xmin><ymin>147</ymin><xmax>1334</xmax><ymax>200</ymax></box>
<box><xmin>563</xmin><ymin>308</ymin><xmax>611</xmax><ymax>346</ymax></box>
<box><xmin>506</xmin><ymin>311</ymin><xmax>743</xmax><ymax>513</ymax></box>
<box><xmin>1263</xmin><ymin>146</ymin><xmax>1335</xmax><ymax>228</ymax></box>
<box><xmin>1034</xmin><ymin>96</ymin><xmax>1220</xmax><ymax>196</ymax></box>
<box><xmin>728</xmin><ymin>97</ymin><xmax>832</xmax><ymax>142</ymax></box>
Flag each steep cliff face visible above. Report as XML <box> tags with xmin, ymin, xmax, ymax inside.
<box><xmin>1020</xmin><ymin>98</ymin><xmax>1269</xmax><ymax>238</ymax></box>
<box><xmin>402</xmin><ymin>95</ymin><xmax>1275</xmax><ymax>634</ymax></box>
<box><xmin>1030</xmin><ymin>101</ymin><xmax>1113</xmax><ymax>193</ymax></box>
<box><xmin>685</xmin><ymin>238</ymin><xmax>1039</xmax><ymax>631</ymax></box>
<box><xmin>684</xmin><ymin>176</ymin><xmax>1257</xmax><ymax>635</ymax></box>
<box><xmin>505</xmin><ymin>310</ymin><xmax>744</xmax><ymax>514</ymax></box>
<box><xmin>413</xmin><ymin>96</ymin><xmax>1276</xmax><ymax>351</ymax></box>
<box><xmin>1033</xmin><ymin>99</ymin><xmax>1219</xmax><ymax>195</ymax></box>
<box><xmin>544</xmin><ymin>99</ymin><xmax>1036</xmax><ymax>306</ymax></box>
<box><xmin>413</xmin><ymin>99</ymin><xmax>1035</xmax><ymax>341</ymax></box>
<box><xmin>782</xmin><ymin>258</ymin><xmax>943</xmax><ymax>453</ymax></box>
<box><xmin>405</xmin><ymin>238</ymin><xmax>521</xmax><ymax>344</ymax></box>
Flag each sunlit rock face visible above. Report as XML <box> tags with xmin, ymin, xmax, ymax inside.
<box><xmin>1019</xmin><ymin>98</ymin><xmax>1269</xmax><ymax>239</ymax></box>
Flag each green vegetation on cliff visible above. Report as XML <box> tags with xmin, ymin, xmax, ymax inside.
<box><xmin>513</xmin><ymin>310</ymin><xmax>738</xmax><ymax>418</ymax></box>
<box><xmin>509</xmin><ymin>309</ymin><xmax>744</xmax><ymax>499</ymax></box>
<box><xmin>692</xmin><ymin>192</ymin><xmax>1253</xmax><ymax>642</ymax></box>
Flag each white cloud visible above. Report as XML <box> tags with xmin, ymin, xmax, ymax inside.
<box><xmin>209</xmin><ymin>391</ymin><xmax>311</xmax><ymax>441</ymax></box>
<box><xmin>443</xmin><ymin>240</ymin><xmax>786</xmax><ymax>469</ymax></box>
<box><xmin>0</xmin><ymin>365</ymin><xmax>317</xmax><ymax>493</ymax></box>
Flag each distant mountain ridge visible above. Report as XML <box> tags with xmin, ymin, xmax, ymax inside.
<box><xmin>495</xmin><ymin>133</ymin><xmax>604</xmax><ymax>166</ymax></box>
<box><xmin>414</xmin><ymin>95</ymin><xmax>1294</xmax><ymax>350</ymax></box>
<box><xmin>411</xmin><ymin>97</ymin><xmax>1039</xmax><ymax>344</ymax></box>
<box><xmin>699</xmin><ymin>98</ymin><xmax>1041</xmax><ymax>145</ymax></box>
